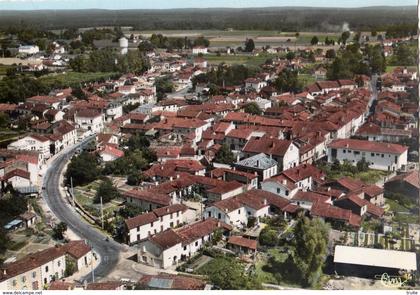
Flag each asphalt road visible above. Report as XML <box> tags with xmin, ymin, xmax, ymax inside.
<box><xmin>42</xmin><ymin>136</ymin><xmax>123</xmax><ymax>282</ymax></box>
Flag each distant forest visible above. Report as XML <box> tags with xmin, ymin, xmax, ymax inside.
<box><xmin>0</xmin><ymin>6</ymin><xmax>417</xmax><ymax>32</ymax></box>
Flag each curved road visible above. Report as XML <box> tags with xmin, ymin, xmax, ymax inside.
<box><xmin>42</xmin><ymin>136</ymin><xmax>123</xmax><ymax>282</ymax></box>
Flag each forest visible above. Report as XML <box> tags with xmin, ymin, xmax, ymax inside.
<box><xmin>0</xmin><ymin>7</ymin><xmax>416</xmax><ymax>32</ymax></box>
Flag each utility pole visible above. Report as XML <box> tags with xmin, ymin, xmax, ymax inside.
<box><xmin>70</xmin><ymin>177</ymin><xmax>75</xmax><ymax>207</ymax></box>
<box><xmin>100</xmin><ymin>196</ymin><xmax>104</xmax><ymax>229</ymax></box>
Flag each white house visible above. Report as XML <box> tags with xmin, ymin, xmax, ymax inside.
<box><xmin>0</xmin><ymin>241</ymin><xmax>93</xmax><ymax>290</ymax></box>
<box><xmin>242</xmin><ymin>137</ymin><xmax>300</xmax><ymax>171</ymax></box>
<box><xmin>245</xmin><ymin>78</ymin><xmax>267</xmax><ymax>92</ymax></box>
<box><xmin>192</xmin><ymin>47</ymin><xmax>208</xmax><ymax>55</ymax></box>
<box><xmin>328</xmin><ymin>139</ymin><xmax>408</xmax><ymax>172</ymax></box>
<box><xmin>204</xmin><ymin>189</ymin><xmax>294</xmax><ymax>228</ymax></box>
<box><xmin>8</xmin><ymin>134</ymin><xmax>51</xmax><ymax>162</ymax></box>
<box><xmin>74</xmin><ymin>109</ymin><xmax>104</xmax><ymax>134</ymax></box>
<box><xmin>137</xmin><ymin>218</ymin><xmax>231</xmax><ymax>269</ymax></box>
<box><xmin>125</xmin><ymin>204</ymin><xmax>188</xmax><ymax>245</ymax></box>
<box><xmin>261</xmin><ymin>174</ymin><xmax>299</xmax><ymax>199</ymax></box>
<box><xmin>18</xmin><ymin>45</ymin><xmax>39</xmax><ymax>55</ymax></box>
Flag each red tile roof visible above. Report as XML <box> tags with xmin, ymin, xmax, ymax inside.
<box><xmin>228</xmin><ymin>235</ymin><xmax>257</xmax><ymax>250</ymax></box>
<box><xmin>328</xmin><ymin>139</ymin><xmax>407</xmax><ymax>154</ymax></box>
<box><xmin>311</xmin><ymin>202</ymin><xmax>361</xmax><ymax>227</ymax></box>
<box><xmin>123</xmin><ymin>189</ymin><xmax>171</xmax><ymax>206</ymax></box>
<box><xmin>243</xmin><ymin>136</ymin><xmax>293</xmax><ymax>157</ymax></box>
<box><xmin>138</xmin><ymin>274</ymin><xmax>206</xmax><ymax>290</ymax></box>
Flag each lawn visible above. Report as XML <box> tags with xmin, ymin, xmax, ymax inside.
<box><xmin>385</xmin><ymin>199</ymin><xmax>419</xmax><ymax>224</ymax></box>
<box><xmin>38</xmin><ymin>71</ymin><xmax>118</xmax><ymax>89</ymax></box>
<box><xmin>325</xmin><ymin>168</ymin><xmax>388</xmax><ymax>184</ymax></box>
<box><xmin>255</xmin><ymin>248</ymin><xmax>298</xmax><ymax>287</ymax></box>
<box><xmin>204</xmin><ymin>54</ymin><xmax>273</xmax><ymax>66</ymax></box>
<box><xmin>298</xmin><ymin>73</ymin><xmax>316</xmax><ymax>87</ymax></box>
<box><xmin>74</xmin><ymin>180</ymin><xmax>122</xmax><ymax>218</ymax></box>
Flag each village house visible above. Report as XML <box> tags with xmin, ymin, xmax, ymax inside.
<box><xmin>0</xmin><ymin>241</ymin><xmax>93</xmax><ymax>290</ymax></box>
<box><xmin>8</xmin><ymin>134</ymin><xmax>51</xmax><ymax>163</ymax></box>
<box><xmin>234</xmin><ymin>153</ymin><xmax>278</xmax><ymax>183</ymax></box>
<box><xmin>327</xmin><ymin>138</ymin><xmax>408</xmax><ymax>172</ymax></box>
<box><xmin>192</xmin><ymin>46</ymin><xmax>208</xmax><ymax>55</ymax></box>
<box><xmin>74</xmin><ymin>109</ymin><xmax>104</xmax><ymax>134</ymax></box>
<box><xmin>137</xmin><ymin>218</ymin><xmax>231</xmax><ymax>269</ymax></box>
<box><xmin>242</xmin><ymin>136</ymin><xmax>300</xmax><ymax>171</ymax></box>
<box><xmin>204</xmin><ymin>189</ymin><xmax>297</xmax><ymax>228</ymax></box>
<box><xmin>124</xmin><ymin>204</ymin><xmax>189</xmax><ymax>245</ymax></box>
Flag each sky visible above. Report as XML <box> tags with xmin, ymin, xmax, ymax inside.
<box><xmin>0</xmin><ymin>0</ymin><xmax>416</xmax><ymax>10</ymax></box>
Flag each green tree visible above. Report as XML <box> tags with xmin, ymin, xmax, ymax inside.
<box><xmin>274</xmin><ymin>69</ymin><xmax>301</xmax><ymax>93</ymax></box>
<box><xmin>65</xmin><ymin>151</ymin><xmax>100</xmax><ymax>186</ymax></box>
<box><xmin>356</xmin><ymin>158</ymin><xmax>370</xmax><ymax>172</ymax></box>
<box><xmin>52</xmin><ymin>222</ymin><xmax>67</xmax><ymax>240</ymax></box>
<box><xmin>244</xmin><ymin>38</ymin><xmax>255</xmax><ymax>52</ymax></box>
<box><xmin>341</xmin><ymin>31</ymin><xmax>351</xmax><ymax>44</ymax></box>
<box><xmin>199</xmin><ymin>256</ymin><xmax>261</xmax><ymax>289</ymax></box>
<box><xmin>214</xmin><ymin>144</ymin><xmax>235</xmax><ymax>165</ymax></box>
<box><xmin>286</xmin><ymin>51</ymin><xmax>296</xmax><ymax>61</ymax></box>
<box><xmin>64</xmin><ymin>256</ymin><xmax>77</xmax><ymax>276</ymax></box>
<box><xmin>287</xmin><ymin>216</ymin><xmax>330</xmax><ymax>287</ymax></box>
<box><xmin>94</xmin><ymin>178</ymin><xmax>120</xmax><ymax>204</ymax></box>
<box><xmin>325</xmin><ymin>49</ymin><xmax>336</xmax><ymax>59</ymax></box>
<box><xmin>259</xmin><ymin>226</ymin><xmax>279</xmax><ymax>246</ymax></box>
<box><xmin>392</xmin><ymin>44</ymin><xmax>416</xmax><ymax>66</ymax></box>
<box><xmin>244</xmin><ymin>102</ymin><xmax>262</xmax><ymax>115</ymax></box>
<box><xmin>310</xmin><ymin>36</ymin><xmax>319</xmax><ymax>45</ymax></box>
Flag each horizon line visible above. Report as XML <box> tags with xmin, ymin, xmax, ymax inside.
<box><xmin>0</xmin><ymin>5</ymin><xmax>416</xmax><ymax>11</ymax></box>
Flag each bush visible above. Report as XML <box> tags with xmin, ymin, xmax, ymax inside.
<box><xmin>94</xmin><ymin>178</ymin><xmax>120</xmax><ymax>204</ymax></box>
<box><xmin>259</xmin><ymin>226</ymin><xmax>279</xmax><ymax>247</ymax></box>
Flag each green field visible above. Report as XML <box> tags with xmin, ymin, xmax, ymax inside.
<box><xmin>135</xmin><ymin>30</ymin><xmax>342</xmax><ymax>46</ymax></box>
<box><xmin>38</xmin><ymin>72</ymin><xmax>118</xmax><ymax>89</ymax></box>
<box><xmin>204</xmin><ymin>54</ymin><xmax>274</xmax><ymax>66</ymax></box>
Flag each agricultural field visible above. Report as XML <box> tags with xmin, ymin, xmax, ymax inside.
<box><xmin>133</xmin><ymin>30</ymin><xmax>342</xmax><ymax>47</ymax></box>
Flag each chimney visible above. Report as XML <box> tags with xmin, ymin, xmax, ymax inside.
<box><xmin>225</xmin><ymin>208</ymin><xmax>228</xmax><ymax>213</ymax></box>
<box><xmin>263</xmin><ymin>199</ymin><xmax>267</xmax><ymax>205</ymax></box>
<box><xmin>282</xmin><ymin>179</ymin><xmax>287</xmax><ymax>185</ymax></box>
<box><xmin>327</xmin><ymin>186</ymin><xmax>331</xmax><ymax>192</ymax></box>
<box><xmin>2</xmin><ymin>269</ymin><xmax>6</xmax><ymax>276</ymax></box>
<box><xmin>217</xmin><ymin>221</ymin><xmax>221</xmax><ymax>227</ymax></box>
<box><xmin>166</xmin><ymin>208</ymin><xmax>170</xmax><ymax>213</ymax></box>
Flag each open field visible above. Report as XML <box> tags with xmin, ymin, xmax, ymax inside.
<box><xmin>38</xmin><ymin>71</ymin><xmax>117</xmax><ymax>88</ymax></box>
<box><xmin>204</xmin><ymin>54</ymin><xmax>275</xmax><ymax>66</ymax></box>
<box><xmin>133</xmin><ymin>30</ymin><xmax>342</xmax><ymax>47</ymax></box>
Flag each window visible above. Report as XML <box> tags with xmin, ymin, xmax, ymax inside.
<box><xmin>160</xmin><ymin>225</ymin><xmax>163</xmax><ymax>231</ymax></box>
<box><xmin>354</xmin><ymin>151</ymin><xmax>360</xmax><ymax>155</ymax></box>
<box><xmin>217</xmin><ymin>213</ymin><xmax>221</xmax><ymax>219</ymax></box>
<box><xmin>371</xmin><ymin>153</ymin><xmax>374</xmax><ymax>157</ymax></box>
<box><xmin>12</xmin><ymin>280</ymin><xmax>17</xmax><ymax>287</ymax></box>
<box><xmin>277</xmin><ymin>188</ymin><xmax>281</xmax><ymax>194</ymax></box>
<box><xmin>137</xmin><ymin>234</ymin><xmax>140</xmax><ymax>241</ymax></box>
<box><xmin>177</xmin><ymin>212</ymin><xmax>179</xmax><ymax>217</ymax></box>
<box><xmin>285</xmin><ymin>190</ymin><xmax>289</xmax><ymax>196</ymax></box>
<box><xmin>184</xmin><ymin>246</ymin><xmax>187</xmax><ymax>251</ymax></box>
<box><xmin>170</xmin><ymin>222</ymin><xmax>174</xmax><ymax>227</ymax></box>
<box><xmin>21</xmin><ymin>276</ymin><xmax>26</xmax><ymax>283</ymax></box>
<box><xmin>45</xmin><ymin>266</ymin><xmax>49</xmax><ymax>273</ymax></box>
<box><xmin>137</xmin><ymin>226</ymin><xmax>140</xmax><ymax>231</ymax></box>
<box><xmin>343</xmin><ymin>150</ymin><xmax>346</xmax><ymax>154</ymax></box>
<box><xmin>195</xmin><ymin>241</ymin><xmax>198</xmax><ymax>246</ymax></box>
<box><xmin>238</xmin><ymin>209</ymin><xmax>241</xmax><ymax>214</ymax></box>
<box><xmin>32</xmin><ymin>272</ymin><xmax>36</xmax><ymax>279</ymax></box>
<box><xmin>170</xmin><ymin>213</ymin><xmax>173</xmax><ymax>219</ymax></box>
<box><xmin>57</xmin><ymin>261</ymin><xmax>61</xmax><ymax>267</ymax></box>
<box><xmin>381</xmin><ymin>154</ymin><xmax>384</xmax><ymax>158</ymax></box>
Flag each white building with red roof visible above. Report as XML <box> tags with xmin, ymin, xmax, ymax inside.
<box><xmin>327</xmin><ymin>138</ymin><xmax>408</xmax><ymax>172</ymax></box>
